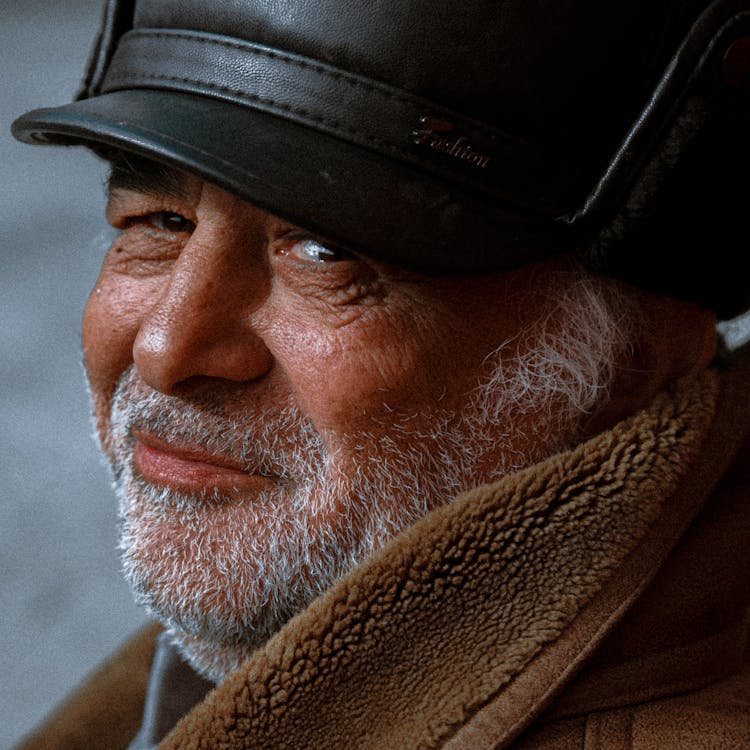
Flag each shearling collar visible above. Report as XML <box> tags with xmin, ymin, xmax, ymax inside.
<box><xmin>155</xmin><ymin>367</ymin><xmax>744</xmax><ymax>750</ymax></box>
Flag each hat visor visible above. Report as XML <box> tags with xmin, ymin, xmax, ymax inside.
<box><xmin>12</xmin><ymin>89</ymin><xmax>567</xmax><ymax>273</ymax></box>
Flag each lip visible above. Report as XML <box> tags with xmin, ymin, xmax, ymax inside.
<box><xmin>133</xmin><ymin>430</ymin><xmax>278</xmax><ymax>495</ymax></box>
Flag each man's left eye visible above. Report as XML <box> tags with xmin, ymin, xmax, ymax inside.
<box><xmin>279</xmin><ymin>238</ymin><xmax>347</xmax><ymax>264</ymax></box>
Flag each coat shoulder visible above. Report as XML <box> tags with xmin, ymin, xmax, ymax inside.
<box><xmin>514</xmin><ymin>660</ymin><xmax>750</xmax><ymax>750</ymax></box>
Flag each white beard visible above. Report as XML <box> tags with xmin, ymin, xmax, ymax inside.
<box><xmin>101</xmin><ymin>270</ymin><xmax>637</xmax><ymax>682</ymax></box>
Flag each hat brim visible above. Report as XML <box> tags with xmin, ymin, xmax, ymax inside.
<box><xmin>12</xmin><ymin>89</ymin><xmax>567</xmax><ymax>274</ymax></box>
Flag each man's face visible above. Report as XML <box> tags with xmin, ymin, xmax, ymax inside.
<box><xmin>83</xmin><ymin>161</ymin><xmax>624</xmax><ymax>680</ymax></box>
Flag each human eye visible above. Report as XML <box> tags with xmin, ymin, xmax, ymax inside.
<box><xmin>274</xmin><ymin>235</ymin><xmax>351</xmax><ymax>264</ymax></box>
<box><xmin>126</xmin><ymin>210</ymin><xmax>196</xmax><ymax>235</ymax></box>
<box><xmin>270</xmin><ymin>230</ymin><xmax>382</xmax><ymax>308</ymax></box>
<box><xmin>103</xmin><ymin>205</ymin><xmax>195</xmax><ymax>276</ymax></box>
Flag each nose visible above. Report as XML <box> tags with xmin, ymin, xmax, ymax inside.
<box><xmin>133</xmin><ymin>228</ymin><xmax>273</xmax><ymax>395</ymax></box>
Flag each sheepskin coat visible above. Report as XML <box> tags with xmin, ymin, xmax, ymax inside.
<box><xmin>17</xmin><ymin>357</ymin><xmax>750</xmax><ymax>749</ymax></box>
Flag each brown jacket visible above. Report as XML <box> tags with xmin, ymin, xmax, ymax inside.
<box><xmin>18</xmin><ymin>358</ymin><xmax>750</xmax><ymax>749</ymax></box>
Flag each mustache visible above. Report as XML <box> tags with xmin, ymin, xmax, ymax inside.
<box><xmin>109</xmin><ymin>368</ymin><xmax>327</xmax><ymax>479</ymax></box>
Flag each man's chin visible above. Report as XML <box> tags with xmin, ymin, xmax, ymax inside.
<box><xmin>115</xmin><ymin>475</ymin><xmax>356</xmax><ymax>684</ymax></box>
<box><xmin>122</xmin><ymin>534</ymin><xmax>297</xmax><ymax>684</ymax></box>
<box><xmin>118</xmin><ymin>500</ymin><xmax>317</xmax><ymax>672</ymax></box>
<box><xmin>165</xmin><ymin>625</ymin><xmax>265</xmax><ymax>684</ymax></box>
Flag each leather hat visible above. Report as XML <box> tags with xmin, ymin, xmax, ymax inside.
<box><xmin>12</xmin><ymin>0</ymin><xmax>750</xmax><ymax>315</ymax></box>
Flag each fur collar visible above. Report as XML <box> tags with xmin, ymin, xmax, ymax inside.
<box><xmin>159</xmin><ymin>369</ymin><xmax>725</xmax><ymax>749</ymax></box>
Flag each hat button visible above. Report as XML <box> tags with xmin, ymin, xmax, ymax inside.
<box><xmin>722</xmin><ymin>36</ymin><xmax>750</xmax><ymax>90</ymax></box>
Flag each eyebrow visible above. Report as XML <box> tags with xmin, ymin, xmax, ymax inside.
<box><xmin>104</xmin><ymin>149</ymin><xmax>192</xmax><ymax>200</ymax></box>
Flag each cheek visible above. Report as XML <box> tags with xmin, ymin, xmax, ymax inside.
<box><xmin>82</xmin><ymin>274</ymin><xmax>152</xmax><ymax>446</ymax></box>
<box><xmin>266</xmin><ymin>302</ymin><xmax>455</xmax><ymax>440</ymax></box>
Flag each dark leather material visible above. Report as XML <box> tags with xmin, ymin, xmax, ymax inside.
<box><xmin>11</xmin><ymin>0</ymin><xmax>750</xmax><ymax>309</ymax></box>
<box><xmin>13</xmin><ymin>90</ymin><xmax>569</xmax><ymax>274</ymax></box>
<box><xmin>101</xmin><ymin>28</ymin><xmax>584</xmax><ymax>214</ymax></box>
<box><xmin>130</xmin><ymin>0</ymin><xmax>653</xmax><ymax>151</ymax></box>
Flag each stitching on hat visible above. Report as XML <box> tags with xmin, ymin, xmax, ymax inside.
<box><xmin>120</xmin><ymin>28</ymin><xmax>525</xmax><ymax>148</ymax></box>
<box><xmin>97</xmin><ymin>92</ymin><xmax>522</xmax><ymax>209</ymax></box>
<box><xmin>102</xmin><ymin>31</ymin><xmax>575</xmax><ymax>210</ymax></box>
<box><xmin>107</xmin><ymin>28</ymin><xmax>567</xmax><ymax>191</ymax></box>
<box><xmin>101</xmin><ymin>66</ymin><xmax>571</xmax><ymax>210</ymax></box>
<box><xmin>104</xmin><ymin>70</ymin><xmax>403</xmax><ymax>155</ymax></box>
<box><xmin>100</xmin><ymin>70</ymin><xmax>542</xmax><ymax>204</ymax></box>
<box><xmin>130</xmin><ymin>29</ymin><xmax>420</xmax><ymax>108</ymax></box>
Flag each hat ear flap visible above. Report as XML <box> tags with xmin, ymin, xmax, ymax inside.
<box><xmin>571</xmin><ymin>1</ymin><xmax>750</xmax><ymax>318</ymax></box>
<box><xmin>577</xmin><ymin>94</ymin><xmax>750</xmax><ymax>318</ymax></box>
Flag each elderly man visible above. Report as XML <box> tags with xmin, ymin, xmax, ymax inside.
<box><xmin>12</xmin><ymin>0</ymin><xmax>750</xmax><ymax>748</ymax></box>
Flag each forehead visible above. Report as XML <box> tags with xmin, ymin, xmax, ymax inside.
<box><xmin>106</xmin><ymin>152</ymin><xmax>197</xmax><ymax>200</ymax></box>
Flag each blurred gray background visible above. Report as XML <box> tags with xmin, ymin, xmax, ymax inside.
<box><xmin>1</xmin><ymin>2</ymin><xmax>148</xmax><ymax>746</ymax></box>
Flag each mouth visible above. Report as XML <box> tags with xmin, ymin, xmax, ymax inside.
<box><xmin>133</xmin><ymin>430</ymin><xmax>280</xmax><ymax>496</ymax></box>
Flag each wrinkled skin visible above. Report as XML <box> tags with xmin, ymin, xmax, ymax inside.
<box><xmin>85</xmin><ymin>171</ymin><xmax>570</xmax><ymax>499</ymax></box>
<box><xmin>82</xmin><ymin>167</ymin><xmax>716</xmax><ymax>678</ymax></box>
